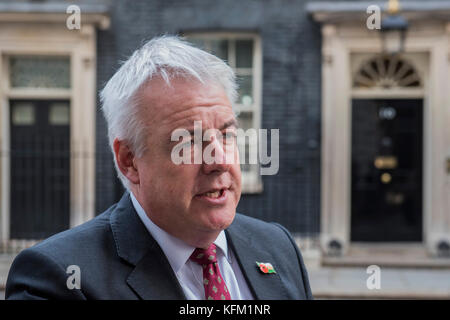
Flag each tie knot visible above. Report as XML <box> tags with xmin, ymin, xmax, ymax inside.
<box><xmin>190</xmin><ymin>243</ymin><xmax>217</xmax><ymax>265</ymax></box>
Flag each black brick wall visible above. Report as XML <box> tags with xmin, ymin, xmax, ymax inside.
<box><xmin>96</xmin><ymin>0</ymin><xmax>322</xmax><ymax>235</ymax></box>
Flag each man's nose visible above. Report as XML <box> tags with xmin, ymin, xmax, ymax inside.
<box><xmin>202</xmin><ymin>135</ymin><xmax>233</xmax><ymax>175</ymax></box>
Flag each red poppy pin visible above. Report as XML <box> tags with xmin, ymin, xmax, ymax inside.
<box><xmin>256</xmin><ymin>261</ymin><xmax>276</xmax><ymax>274</ymax></box>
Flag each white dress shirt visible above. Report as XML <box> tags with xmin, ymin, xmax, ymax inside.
<box><xmin>130</xmin><ymin>192</ymin><xmax>254</xmax><ymax>300</ymax></box>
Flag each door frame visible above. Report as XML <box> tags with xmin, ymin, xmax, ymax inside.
<box><xmin>318</xmin><ymin>20</ymin><xmax>450</xmax><ymax>257</ymax></box>
<box><xmin>0</xmin><ymin>19</ymin><xmax>100</xmax><ymax>251</ymax></box>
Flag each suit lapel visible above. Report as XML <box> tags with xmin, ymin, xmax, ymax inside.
<box><xmin>110</xmin><ymin>193</ymin><xmax>288</xmax><ymax>300</ymax></box>
<box><xmin>110</xmin><ymin>192</ymin><xmax>186</xmax><ymax>300</ymax></box>
<box><xmin>226</xmin><ymin>219</ymin><xmax>289</xmax><ymax>300</ymax></box>
<box><xmin>126</xmin><ymin>242</ymin><xmax>186</xmax><ymax>300</ymax></box>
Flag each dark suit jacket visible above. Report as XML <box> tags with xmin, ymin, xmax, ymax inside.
<box><xmin>6</xmin><ymin>192</ymin><xmax>313</xmax><ymax>300</ymax></box>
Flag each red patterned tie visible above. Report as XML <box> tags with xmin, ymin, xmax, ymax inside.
<box><xmin>189</xmin><ymin>243</ymin><xmax>231</xmax><ymax>300</ymax></box>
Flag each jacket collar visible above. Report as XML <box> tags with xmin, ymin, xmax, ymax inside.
<box><xmin>109</xmin><ymin>192</ymin><xmax>186</xmax><ymax>300</ymax></box>
<box><xmin>129</xmin><ymin>191</ymin><xmax>230</xmax><ymax>274</ymax></box>
<box><xmin>110</xmin><ymin>192</ymin><xmax>288</xmax><ymax>300</ymax></box>
<box><xmin>225</xmin><ymin>215</ymin><xmax>290</xmax><ymax>300</ymax></box>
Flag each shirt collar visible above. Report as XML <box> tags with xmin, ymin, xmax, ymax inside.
<box><xmin>130</xmin><ymin>192</ymin><xmax>230</xmax><ymax>274</ymax></box>
<box><xmin>213</xmin><ymin>228</ymin><xmax>229</xmax><ymax>262</ymax></box>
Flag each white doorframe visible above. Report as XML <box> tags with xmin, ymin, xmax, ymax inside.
<box><xmin>0</xmin><ymin>20</ymin><xmax>100</xmax><ymax>251</ymax></box>
<box><xmin>319</xmin><ymin>21</ymin><xmax>450</xmax><ymax>257</ymax></box>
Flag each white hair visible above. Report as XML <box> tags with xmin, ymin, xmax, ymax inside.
<box><xmin>100</xmin><ymin>35</ymin><xmax>238</xmax><ymax>190</ymax></box>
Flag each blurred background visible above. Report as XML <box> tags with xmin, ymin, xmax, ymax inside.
<box><xmin>1</xmin><ymin>0</ymin><xmax>450</xmax><ymax>299</ymax></box>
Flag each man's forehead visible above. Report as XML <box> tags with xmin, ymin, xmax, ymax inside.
<box><xmin>139</xmin><ymin>77</ymin><xmax>234</xmax><ymax>128</ymax></box>
<box><xmin>182</xmin><ymin>117</ymin><xmax>238</xmax><ymax>132</ymax></box>
<box><xmin>141</xmin><ymin>76</ymin><xmax>228</xmax><ymax>106</ymax></box>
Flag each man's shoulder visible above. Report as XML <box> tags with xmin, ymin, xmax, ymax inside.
<box><xmin>231</xmin><ymin>213</ymin><xmax>313</xmax><ymax>300</ymax></box>
<box><xmin>5</xmin><ymin>203</ymin><xmax>121</xmax><ymax>299</ymax></box>
<box><xmin>23</xmin><ymin>204</ymin><xmax>117</xmax><ymax>263</ymax></box>
<box><xmin>231</xmin><ymin>213</ymin><xmax>294</xmax><ymax>245</ymax></box>
<box><xmin>233</xmin><ymin>212</ymin><xmax>290</xmax><ymax>231</ymax></box>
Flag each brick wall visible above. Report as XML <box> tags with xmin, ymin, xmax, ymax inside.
<box><xmin>95</xmin><ymin>0</ymin><xmax>321</xmax><ymax>235</ymax></box>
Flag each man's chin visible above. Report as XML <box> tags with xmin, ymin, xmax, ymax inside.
<box><xmin>199</xmin><ymin>209</ymin><xmax>236</xmax><ymax>231</ymax></box>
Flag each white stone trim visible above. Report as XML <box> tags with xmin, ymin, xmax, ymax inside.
<box><xmin>319</xmin><ymin>20</ymin><xmax>450</xmax><ymax>257</ymax></box>
<box><xmin>0</xmin><ymin>20</ymin><xmax>98</xmax><ymax>249</ymax></box>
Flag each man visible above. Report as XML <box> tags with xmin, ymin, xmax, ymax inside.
<box><xmin>6</xmin><ymin>36</ymin><xmax>312</xmax><ymax>300</ymax></box>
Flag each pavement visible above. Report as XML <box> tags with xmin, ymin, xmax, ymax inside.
<box><xmin>0</xmin><ymin>254</ymin><xmax>14</xmax><ymax>300</ymax></box>
<box><xmin>308</xmin><ymin>265</ymin><xmax>450</xmax><ymax>299</ymax></box>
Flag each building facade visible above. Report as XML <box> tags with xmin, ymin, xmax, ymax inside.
<box><xmin>1</xmin><ymin>0</ymin><xmax>450</xmax><ymax>270</ymax></box>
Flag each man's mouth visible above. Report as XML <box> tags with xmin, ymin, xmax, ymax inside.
<box><xmin>194</xmin><ymin>188</ymin><xmax>229</xmax><ymax>204</ymax></box>
<box><xmin>199</xmin><ymin>189</ymin><xmax>225</xmax><ymax>199</ymax></box>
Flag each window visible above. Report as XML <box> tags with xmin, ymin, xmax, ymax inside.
<box><xmin>9</xmin><ymin>56</ymin><xmax>71</xmax><ymax>89</ymax></box>
<box><xmin>49</xmin><ymin>102</ymin><xmax>70</xmax><ymax>125</ymax></box>
<box><xmin>353</xmin><ymin>55</ymin><xmax>422</xmax><ymax>89</ymax></box>
<box><xmin>12</xmin><ymin>102</ymin><xmax>35</xmax><ymax>125</ymax></box>
<box><xmin>185</xmin><ymin>33</ymin><xmax>263</xmax><ymax>193</ymax></box>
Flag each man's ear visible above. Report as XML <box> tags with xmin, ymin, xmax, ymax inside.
<box><xmin>113</xmin><ymin>138</ymin><xmax>140</xmax><ymax>185</ymax></box>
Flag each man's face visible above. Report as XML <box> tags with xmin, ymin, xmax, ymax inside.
<box><xmin>132</xmin><ymin>77</ymin><xmax>241</xmax><ymax>245</ymax></box>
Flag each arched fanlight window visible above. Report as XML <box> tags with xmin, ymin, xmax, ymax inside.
<box><xmin>353</xmin><ymin>55</ymin><xmax>421</xmax><ymax>89</ymax></box>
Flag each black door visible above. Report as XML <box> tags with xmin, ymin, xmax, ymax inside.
<box><xmin>10</xmin><ymin>100</ymin><xmax>70</xmax><ymax>239</ymax></box>
<box><xmin>351</xmin><ymin>99</ymin><xmax>423</xmax><ymax>242</ymax></box>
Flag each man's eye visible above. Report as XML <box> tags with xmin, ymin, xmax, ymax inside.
<box><xmin>224</xmin><ymin>132</ymin><xmax>237</xmax><ymax>141</ymax></box>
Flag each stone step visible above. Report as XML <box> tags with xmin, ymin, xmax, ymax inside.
<box><xmin>308</xmin><ymin>266</ymin><xmax>450</xmax><ymax>299</ymax></box>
